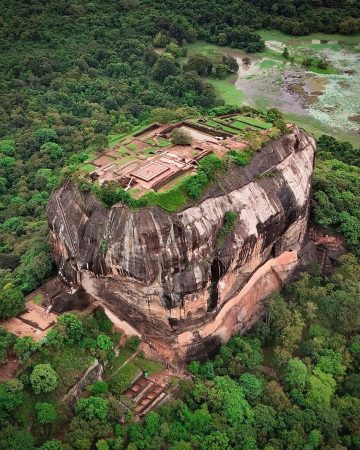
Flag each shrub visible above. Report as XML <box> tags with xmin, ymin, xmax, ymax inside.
<box><xmin>0</xmin><ymin>327</ymin><xmax>15</xmax><ymax>364</ymax></box>
<box><xmin>216</xmin><ymin>211</ymin><xmax>238</xmax><ymax>247</ymax></box>
<box><xmin>171</xmin><ymin>128</ymin><xmax>192</xmax><ymax>145</ymax></box>
<box><xmin>0</xmin><ymin>379</ymin><xmax>24</xmax><ymax>413</ymax></box>
<box><xmin>35</xmin><ymin>402</ymin><xmax>57</xmax><ymax>424</ymax></box>
<box><xmin>30</xmin><ymin>364</ymin><xmax>58</xmax><ymax>394</ymax></box>
<box><xmin>198</xmin><ymin>154</ymin><xmax>224</xmax><ymax>178</ymax></box>
<box><xmin>96</xmin><ymin>440</ymin><xmax>110</xmax><ymax>450</ymax></box>
<box><xmin>38</xmin><ymin>440</ymin><xmax>63</xmax><ymax>450</ymax></box>
<box><xmin>58</xmin><ymin>313</ymin><xmax>84</xmax><ymax>343</ymax></box>
<box><xmin>186</xmin><ymin>171</ymin><xmax>209</xmax><ymax>200</ymax></box>
<box><xmin>87</xmin><ymin>381</ymin><xmax>109</xmax><ymax>396</ymax></box>
<box><xmin>228</xmin><ymin>149</ymin><xmax>252</xmax><ymax>166</ymax></box>
<box><xmin>75</xmin><ymin>396</ymin><xmax>108</xmax><ymax>422</ymax></box>
<box><xmin>0</xmin><ymin>288</ymin><xmax>25</xmax><ymax>320</ymax></box>
<box><xmin>14</xmin><ymin>336</ymin><xmax>39</xmax><ymax>359</ymax></box>
<box><xmin>94</xmin><ymin>309</ymin><xmax>113</xmax><ymax>333</ymax></box>
<box><xmin>96</xmin><ymin>334</ymin><xmax>113</xmax><ymax>351</ymax></box>
<box><xmin>128</xmin><ymin>336</ymin><xmax>141</xmax><ymax>352</ymax></box>
<box><xmin>109</xmin><ymin>373</ymin><xmax>133</xmax><ymax>396</ymax></box>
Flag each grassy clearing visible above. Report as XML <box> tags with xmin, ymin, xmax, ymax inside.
<box><xmin>234</xmin><ymin>115</ymin><xmax>272</xmax><ymax>129</ymax></box>
<box><xmin>157</xmin><ymin>137</ymin><xmax>171</xmax><ymax>147</ymax></box>
<box><xmin>115</xmin><ymin>361</ymin><xmax>140</xmax><ymax>380</ymax></box>
<box><xmin>127</xmin><ymin>142</ymin><xmax>138</xmax><ymax>151</ymax></box>
<box><xmin>114</xmin><ymin>156</ymin><xmax>136</xmax><ymax>166</ymax></box>
<box><xmin>258</xmin><ymin>29</ymin><xmax>360</xmax><ymax>47</ymax></box>
<box><xmin>132</xmin><ymin>356</ymin><xmax>164</xmax><ymax>376</ymax></box>
<box><xmin>144</xmin><ymin>177</ymin><xmax>190</xmax><ymax>212</ymax></box>
<box><xmin>103</xmin><ymin>347</ymin><xmax>134</xmax><ymax>379</ymax></box>
<box><xmin>259</xmin><ymin>59</ymin><xmax>282</xmax><ymax>69</ymax></box>
<box><xmin>230</xmin><ymin>120</ymin><xmax>252</xmax><ymax>130</ymax></box>
<box><xmin>108</xmin><ymin>123</ymin><xmax>152</xmax><ymax>148</ymax></box>
<box><xmin>209</xmin><ymin>78</ymin><xmax>245</xmax><ymax>105</ymax></box>
<box><xmin>84</xmin><ymin>150</ymin><xmax>97</xmax><ymax>162</ymax></box>
<box><xmin>81</xmin><ymin>163</ymin><xmax>97</xmax><ymax>172</ymax></box>
<box><xmin>118</xmin><ymin>146</ymin><xmax>129</xmax><ymax>154</ymax></box>
<box><xmin>32</xmin><ymin>293</ymin><xmax>44</xmax><ymax>305</ymax></box>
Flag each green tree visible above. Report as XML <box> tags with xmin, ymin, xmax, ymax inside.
<box><xmin>171</xmin><ymin>128</ymin><xmax>192</xmax><ymax>145</ymax></box>
<box><xmin>0</xmin><ymin>327</ymin><xmax>15</xmax><ymax>363</ymax></box>
<box><xmin>239</xmin><ymin>373</ymin><xmax>265</xmax><ymax>402</ymax></box>
<box><xmin>152</xmin><ymin>53</ymin><xmax>178</xmax><ymax>82</ymax></box>
<box><xmin>58</xmin><ymin>313</ymin><xmax>84</xmax><ymax>343</ymax></box>
<box><xmin>0</xmin><ymin>287</ymin><xmax>25</xmax><ymax>320</ymax></box>
<box><xmin>0</xmin><ymin>379</ymin><xmax>24</xmax><ymax>415</ymax></box>
<box><xmin>75</xmin><ymin>396</ymin><xmax>108</xmax><ymax>422</ymax></box>
<box><xmin>14</xmin><ymin>336</ymin><xmax>39</xmax><ymax>359</ymax></box>
<box><xmin>87</xmin><ymin>381</ymin><xmax>108</xmax><ymax>396</ymax></box>
<box><xmin>285</xmin><ymin>358</ymin><xmax>308</xmax><ymax>391</ymax></box>
<box><xmin>35</xmin><ymin>402</ymin><xmax>57</xmax><ymax>424</ymax></box>
<box><xmin>38</xmin><ymin>440</ymin><xmax>63</xmax><ymax>450</ymax></box>
<box><xmin>305</xmin><ymin>368</ymin><xmax>336</xmax><ymax>410</ymax></box>
<box><xmin>30</xmin><ymin>364</ymin><xmax>58</xmax><ymax>394</ymax></box>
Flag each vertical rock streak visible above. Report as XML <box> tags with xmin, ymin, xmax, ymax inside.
<box><xmin>47</xmin><ymin>127</ymin><xmax>316</xmax><ymax>359</ymax></box>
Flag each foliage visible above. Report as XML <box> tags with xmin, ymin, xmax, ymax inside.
<box><xmin>58</xmin><ymin>313</ymin><xmax>84</xmax><ymax>344</ymax></box>
<box><xmin>0</xmin><ymin>379</ymin><xmax>24</xmax><ymax>417</ymax></box>
<box><xmin>228</xmin><ymin>149</ymin><xmax>253</xmax><ymax>166</ymax></box>
<box><xmin>127</xmin><ymin>336</ymin><xmax>141</xmax><ymax>352</ymax></box>
<box><xmin>171</xmin><ymin>128</ymin><xmax>192</xmax><ymax>146</ymax></box>
<box><xmin>216</xmin><ymin>211</ymin><xmax>238</xmax><ymax>248</ymax></box>
<box><xmin>87</xmin><ymin>381</ymin><xmax>109</xmax><ymax>396</ymax></box>
<box><xmin>35</xmin><ymin>402</ymin><xmax>57</xmax><ymax>424</ymax></box>
<box><xmin>30</xmin><ymin>364</ymin><xmax>58</xmax><ymax>394</ymax></box>
<box><xmin>75</xmin><ymin>396</ymin><xmax>108</xmax><ymax>422</ymax></box>
<box><xmin>0</xmin><ymin>287</ymin><xmax>25</xmax><ymax>320</ymax></box>
<box><xmin>0</xmin><ymin>326</ymin><xmax>15</xmax><ymax>364</ymax></box>
<box><xmin>313</xmin><ymin>136</ymin><xmax>360</xmax><ymax>249</ymax></box>
<box><xmin>14</xmin><ymin>336</ymin><xmax>39</xmax><ymax>360</ymax></box>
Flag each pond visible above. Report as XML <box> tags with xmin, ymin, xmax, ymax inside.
<box><xmin>188</xmin><ymin>31</ymin><xmax>360</xmax><ymax>145</ymax></box>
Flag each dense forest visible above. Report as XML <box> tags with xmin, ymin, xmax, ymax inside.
<box><xmin>1</xmin><ymin>0</ymin><xmax>360</xmax><ymax>449</ymax></box>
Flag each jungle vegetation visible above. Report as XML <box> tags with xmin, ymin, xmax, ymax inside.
<box><xmin>0</xmin><ymin>0</ymin><xmax>360</xmax><ymax>448</ymax></box>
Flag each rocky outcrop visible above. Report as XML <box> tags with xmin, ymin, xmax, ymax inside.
<box><xmin>47</xmin><ymin>126</ymin><xmax>316</xmax><ymax>361</ymax></box>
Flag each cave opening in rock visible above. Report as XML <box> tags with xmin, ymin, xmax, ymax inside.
<box><xmin>208</xmin><ymin>258</ymin><xmax>225</xmax><ymax>312</ymax></box>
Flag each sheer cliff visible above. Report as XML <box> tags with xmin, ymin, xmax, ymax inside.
<box><xmin>47</xmin><ymin>126</ymin><xmax>316</xmax><ymax>361</ymax></box>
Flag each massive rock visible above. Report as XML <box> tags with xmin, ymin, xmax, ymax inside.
<box><xmin>47</xmin><ymin>126</ymin><xmax>316</xmax><ymax>361</ymax></box>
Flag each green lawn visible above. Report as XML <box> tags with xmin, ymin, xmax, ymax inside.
<box><xmin>114</xmin><ymin>156</ymin><xmax>136</xmax><ymax>166</ymax></box>
<box><xmin>209</xmin><ymin>78</ymin><xmax>245</xmax><ymax>106</ymax></box>
<box><xmin>32</xmin><ymin>293</ymin><xmax>44</xmax><ymax>305</ymax></box>
<box><xmin>259</xmin><ymin>58</ymin><xmax>282</xmax><ymax>69</ymax></box>
<box><xmin>229</xmin><ymin>120</ymin><xmax>252</xmax><ymax>130</ymax></box>
<box><xmin>127</xmin><ymin>142</ymin><xmax>138</xmax><ymax>151</ymax></box>
<box><xmin>234</xmin><ymin>115</ymin><xmax>272</xmax><ymax>129</ymax></box>
<box><xmin>108</xmin><ymin>123</ymin><xmax>152</xmax><ymax>148</ymax></box>
<box><xmin>118</xmin><ymin>146</ymin><xmax>129</xmax><ymax>154</ymax></box>
<box><xmin>157</xmin><ymin>137</ymin><xmax>171</xmax><ymax>147</ymax></box>
<box><xmin>115</xmin><ymin>361</ymin><xmax>140</xmax><ymax>380</ymax></box>
<box><xmin>258</xmin><ymin>29</ymin><xmax>360</xmax><ymax>47</ymax></box>
<box><xmin>132</xmin><ymin>356</ymin><xmax>164</xmax><ymax>376</ymax></box>
<box><xmin>103</xmin><ymin>347</ymin><xmax>134</xmax><ymax>379</ymax></box>
<box><xmin>81</xmin><ymin>163</ymin><xmax>97</xmax><ymax>172</ymax></box>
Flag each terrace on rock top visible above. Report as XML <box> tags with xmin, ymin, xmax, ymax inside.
<box><xmin>81</xmin><ymin>114</ymin><xmax>275</xmax><ymax>195</ymax></box>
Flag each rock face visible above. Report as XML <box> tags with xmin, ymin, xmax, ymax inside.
<box><xmin>47</xmin><ymin>127</ymin><xmax>316</xmax><ymax>361</ymax></box>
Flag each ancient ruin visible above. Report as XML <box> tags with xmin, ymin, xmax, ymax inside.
<box><xmin>47</xmin><ymin>119</ymin><xmax>316</xmax><ymax>362</ymax></box>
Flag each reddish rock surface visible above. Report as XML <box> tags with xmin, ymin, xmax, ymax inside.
<box><xmin>47</xmin><ymin>127</ymin><xmax>316</xmax><ymax>361</ymax></box>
